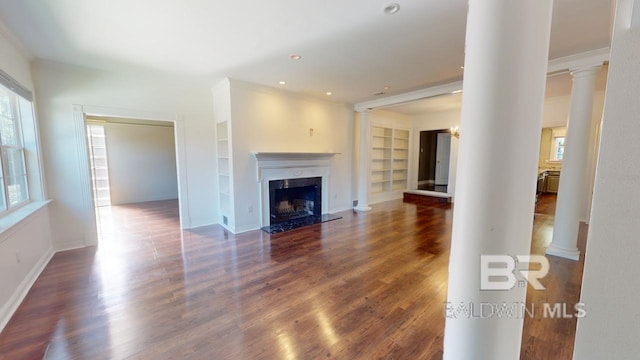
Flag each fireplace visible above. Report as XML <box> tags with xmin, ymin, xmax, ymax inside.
<box><xmin>253</xmin><ymin>152</ymin><xmax>342</xmax><ymax>233</ymax></box>
<box><xmin>269</xmin><ymin>177</ymin><xmax>321</xmax><ymax>224</ymax></box>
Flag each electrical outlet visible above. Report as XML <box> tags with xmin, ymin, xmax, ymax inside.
<box><xmin>15</xmin><ymin>251</ymin><xmax>21</xmax><ymax>264</ymax></box>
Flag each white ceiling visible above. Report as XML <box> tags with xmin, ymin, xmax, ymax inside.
<box><xmin>0</xmin><ymin>0</ymin><xmax>614</xmax><ymax>104</ymax></box>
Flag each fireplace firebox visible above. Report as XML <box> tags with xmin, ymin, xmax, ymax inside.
<box><xmin>269</xmin><ymin>177</ymin><xmax>321</xmax><ymax>223</ymax></box>
<box><xmin>262</xmin><ymin>176</ymin><xmax>341</xmax><ymax>234</ymax></box>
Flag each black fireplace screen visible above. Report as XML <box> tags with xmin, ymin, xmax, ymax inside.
<box><xmin>269</xmin><ymin>177</ymin><xmax>321</xmax><ymax>224</ymax></box>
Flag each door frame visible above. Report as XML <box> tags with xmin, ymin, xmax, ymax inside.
<box><xmin>72</xmin><ymin>104</ymin><xmax>189</xmax><ymax>246</ymax></box>
<box><xmin>435</xmin><ymin>132</ymin><xmax>451</xmax><ymax>185</ymax></box>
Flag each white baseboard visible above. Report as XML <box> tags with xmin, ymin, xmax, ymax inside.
<box><xmin>185</xmin><ymin>217</ymin><xmax>216</xmax><ymax>229</ymax></box>
<box><xmin>112</xmin><ymin>195</ymin><xmax>179</xmax><ymax>206</ymax></box>
<box><xmin>55</xmin><ymin>242</ymin><xmax>89</xmax><ymax>253</ymax></box>
<box><xmin>329</xmin><ymin>206</ymin><xmax>353</xmax><ymax>214</ymax></box>
<box><xmin>216</xmin><ymin>222</ymin><xmax>236</xmax><ymax>234</ymax></box>
<box><xmin>234</xmin><ymin>223</ymin><xmax>261</xmax><ymax>234</ymax></box>
<box><xmin>0</xmin><ymin>247</ymin><xmax>54</xmax><ymax>333</ymax></box>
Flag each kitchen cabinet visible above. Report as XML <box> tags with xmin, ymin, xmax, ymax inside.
<box><xmin>545</xmin><ymin>171</ymin><xmax>560</xmax><ymax>193</ymax></box>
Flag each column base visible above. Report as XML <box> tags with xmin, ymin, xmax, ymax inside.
<box><xmin>353</xmin><ymin>205</ymin><xmax>372</xmax><ymax>212</ymax></box>
<box><xmin>546</xmin><ymin>244</ymin><xmax>580</xmax><ymax>261</ymax></box>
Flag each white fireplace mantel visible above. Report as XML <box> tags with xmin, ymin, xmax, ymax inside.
<box><xmin>252</xmin><ymin>152</ymin><xmax>340</xmax><ymax>181</ymax></box>
<box><xmin>252</xmin><ymin>152</ymin><xmax>340</xmax><ymax>161</ymax></box>
<box><xmin>252</xmin><ymin>152</ymin><xmax>339</xmax><ymax>227</ymax></box>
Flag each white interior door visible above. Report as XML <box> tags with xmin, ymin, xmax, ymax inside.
<box><xmin>435</xmin><ymin>133</ymin><xmax>451</xmax><ymax>185</ymax></box>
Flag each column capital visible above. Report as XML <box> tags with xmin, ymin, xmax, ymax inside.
<box><xmin>569</xmin><ymin>64</ymin><xmax>602</xmax><ymax>78</ymax></box>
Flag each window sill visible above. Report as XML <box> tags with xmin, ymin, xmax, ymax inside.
<box><xmin>545</xmin><ymin>160</ymin><xmax>563</xmax><ymax>164</ymax></box>
<box><xmin>0</xmin><ymin>200</ymin><xmax>52</xmax><ymax>242</ymax></box>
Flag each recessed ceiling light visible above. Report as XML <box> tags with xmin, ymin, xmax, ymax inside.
<box><xmin>383</xmin><ymin>86</ymin><xmax>391</xmax><ymax>90</ymax></box>
<box><xmin>460</xmin><ymin>66</ymin><xmax>464</xmax><ymax>69</ymax></box>
<box><xmin>384</xmin><ymin>3</ymin><xmax>400</xmax><ymax>15</ymax></box>
<box><xmin>290</xmin><ymin>54</ymin><xmax>302</xmax><ymax>60</ymax></box>
<box><xmin>279</xmin><ymin>81</ymin><xmax>286</xmax><ymax>85</ymax></box>
<box><xmin>326</xmin><ymin>92</ymin><xmax>332</xmax><ymax>96</ymax></box>
<box><xmin>451</xmin><ymin>90</ymin><xmax>462</xmax><ymax>94</ymax></box>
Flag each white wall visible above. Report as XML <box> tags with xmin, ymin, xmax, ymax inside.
<box><xmin>32</xmin><ymin>60</ymin><xmax>217</xmax><ymax>250</ymax></box>
<box><xmin>0</xmin><ymin>27</ymin><xmax>32</xmax><ymax>90</ymax></box>
<box><xmin>410</xmin><ymin>108</ymin><xmax>461</xmax><ymax>197</ymax></box>
<box><xmin>226</xmin><ymin>79</ymin><xmax>354</xmax><ymax>233</ymax></box>
<box><xmin>0</xmin><ymin>26</ymin><xmax>54</xmax><ymax>332</ymax></box>
<box><xmin>574</xmin><ymin>1</ymin><xmax>640</xmax><ymax>357</ymax></box>
<box><xmin>105</xmin><ymin>123</ymin><xmax>179</xmax><ymax>205</ymax></box>
<box><xmin>0</xmin><ymin>207</ymin><xmax>53</xmax><ymax>331</ymax></box>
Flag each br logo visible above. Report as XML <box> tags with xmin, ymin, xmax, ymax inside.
<box><xmin>480</xmin><ymin>255</ymin><xmax>549</xmax><ymax>290</ymax></box>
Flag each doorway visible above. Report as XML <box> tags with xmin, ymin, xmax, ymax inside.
<box><xmin>85</xmin><ymin>116</ymin><xmax>180</xmax><ymax>242</ymax></box>
<box><xmin>417</xmin><ymin>129</ymin><xmax>451</xmax><ymax>193</ymax></box>
<box><xmin>87</xmin><ymin>123</ymin><xmax>112</xmax><ymax>208</ymax></box>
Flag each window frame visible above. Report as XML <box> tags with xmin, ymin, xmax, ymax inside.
<box><xmin>0</xmin><ymin>80</ymin><xmax>32</xmax><ymax>214</ymax></box>
<box><xmin>551</xmin><ymin>136</ymin><xmax>565</xmax><ymax>162</ymax></box>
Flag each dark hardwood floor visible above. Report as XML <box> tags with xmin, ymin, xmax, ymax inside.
<box><xmin>0</xmin><ymin>196</ymin><xmax>585</xmax><ymax>359</ymax></box>
<box><xmin>535</xmin><ymin>193</ymin><xmax>557</xmax><ymax>216</ymax></box>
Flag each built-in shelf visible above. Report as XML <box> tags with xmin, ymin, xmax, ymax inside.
<box><xmin>216</xmin><ymin>121</ymin><xmax>233</xmax><ymax>227</ymax></box>
<box><xmin>370</xmin><ymin>126</ymin><xmax>410</xmax><ymax>202</ymax></box>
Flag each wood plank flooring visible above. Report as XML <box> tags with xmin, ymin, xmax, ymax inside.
<box><xmin>0</xmin><ymin>197</ymin><xmax>585</xmax><ymax>359</ymax></box>
<box><xmin>535</xmin><ymin>193</ymin><xmax>558</xmax><ymax>217</ymax></box>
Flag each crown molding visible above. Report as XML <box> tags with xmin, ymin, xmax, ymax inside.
<box><xmin>354</xmin><ymin>81</ymin><xmax>463</xmax><ymax>112</ymax></box>
<box><xmin>355</xmin><ymin>48</ymin><xmax>611</xmax><ymax>112</ymax></box>
<box><xmin>547</xmin><ymin>47</ymin><xmax>610</xmax><ymax>74</ymax></box>
<box><xmin>0</xmin><ymin>18</ymin><xmax>32</xmax><ymax>61</ymax></box>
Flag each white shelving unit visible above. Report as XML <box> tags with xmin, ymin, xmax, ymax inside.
<box><xmin>216</xmin><ymin>121</ymin><xmax>233</xmax><ymax>228</ymax></box>
<box><xmin>392</xmin><ymin>129</ymin><xmax>409</xmax><ymax>191</ymax></box>
<box><xmin>370</xmin><ymin>126</ymin><xmax>410</xmax><ymax>202</ymax></box>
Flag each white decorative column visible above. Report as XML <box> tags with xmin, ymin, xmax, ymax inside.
<box><xmin>354</xmin><ymin>110</ymin><xmax>371</xmax><ymax>211</ymax></box>
<box><xmin>443</xmin><ymin>1</ymin><xmax>553</xmax><ymax>360</ymax></box>
<box><xmin>546</xmin><ymin>65</ymin><xmax>600</xmax><ymax>261</ymax></box>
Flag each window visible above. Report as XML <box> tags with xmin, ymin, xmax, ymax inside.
<box><xmin>552</xmin><ymin>136</ymin><xmax>565</xmax><ymax>161</ymax></box>
<box><xmin>548</xmin><ymin>127</ymin><xmax>567</xmax><ymax>162</ymax></box>
<box><xmin>0</xmin><ymin>81</ymin><xmax>30</xmax><ymax>211</ymax></box>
